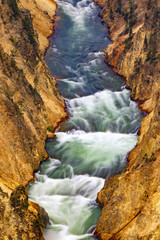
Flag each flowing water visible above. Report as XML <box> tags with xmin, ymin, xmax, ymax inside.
<box><xmin>28</xmin><ymin>0</ymin><xmax>143</xmax><ymax>239</ymax></box>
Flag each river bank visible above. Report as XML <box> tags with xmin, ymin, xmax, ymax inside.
<box><xmin>0</xmin><ymin>0</ymin><xmax>159</xmax><ymax>239</ymax></box>
<box><xmin>0</xmin><ymin>0</ymin><xmax>67</xmax><ymax>239</ymax></box>
<box><xmin>94</xmin><ymin>0</ymin><xmax>160</xmax><ymax>239</ymax></box>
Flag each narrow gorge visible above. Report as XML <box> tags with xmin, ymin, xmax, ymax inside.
<box><xmin>0</xmin><ymin>0</ymin><xmax>159</xmax><ymax>240</ymax></box>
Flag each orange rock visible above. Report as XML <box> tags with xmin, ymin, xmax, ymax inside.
<box><xmin>94</xmin><ymin>0</ymin><xmax>160</xmax><ymax>239</ymax></box>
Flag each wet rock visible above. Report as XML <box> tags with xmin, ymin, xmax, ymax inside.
<box><xmin>39</xmin><ymin>206</ymin><xmax>49</xmax><ymax>228</ymax></box>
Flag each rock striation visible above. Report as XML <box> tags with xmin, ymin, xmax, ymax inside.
<box><xmin>0</xmin><ymin>0</ymin><xmax>66</xmax><ymax>239</ymax></box>
<box><xmin>93</xmin><ymin>0</ymin><xmax>160</xmax><ymax>239</ymax></box>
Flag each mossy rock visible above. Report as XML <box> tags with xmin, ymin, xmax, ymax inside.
<box><xmin>10</xmin><ymin>185</ymin><xmax>29</xmax><ymax>211</ymax></box>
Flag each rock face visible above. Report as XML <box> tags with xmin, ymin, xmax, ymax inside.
<box><xmin>94</xmin><ymin>0</ymin><xmax>160</xmax><ymax>239</ymax></box>
<box><xmin>0</xmin><ymin>0</ymin><xmax>66</xmax><ymax>238</ymax></box>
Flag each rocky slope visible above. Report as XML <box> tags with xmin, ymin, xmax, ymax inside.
<box><xmin>93</xmin><ymin>0</ymin><xmax>160</xmax><ymax>239</ymax></box>
<box><xmin>0</xmin><ymin>0</ymin><xmax>67</xmax><ymax>239</ymax></box>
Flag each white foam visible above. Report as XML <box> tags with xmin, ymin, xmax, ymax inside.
<box><xmin>29</xmin><ymin>174</ymin><xmax>104</xmax><ymax>200</ymax></box>
<box><xmin>66</xmin><ymin>89</ymin><xmax>141</xmax><ymax>132</ymax></box>
<box><xmin>29</xmin><ymin>1</ymin><xmax>142</xmax><ymax>239</ymax></box>
<box><xmin>51</xmin><ymin>130</ymin><xmax>137</xmax><ymax>175</ymax></box>
<box><xmin>29</xmin><ymin>194</ymin><xmax>98</xmax><ymax>237</ymax></box>
<box><xmin>44</xmin><ymin>224</ymin><xmax>92</xmax><ymax>240</ymax></box>
<box><xmin>56</xmin><ymin>0</ymin><xmax>96</xmax><ymax>31</ymax></box>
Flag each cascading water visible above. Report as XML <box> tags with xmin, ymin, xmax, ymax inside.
<box><xmin>28</xmin><ymin>0</ymin><xmax>143</xmax><ymax>239</ymax></box>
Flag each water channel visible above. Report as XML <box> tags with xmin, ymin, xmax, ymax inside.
<box><xmin>29</xmin><ymin>0</ymin><xmax>143</xmax><ymax>239</ymax></box>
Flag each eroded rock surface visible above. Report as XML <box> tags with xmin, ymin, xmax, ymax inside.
<box><xmin>94</xmin><ymin>0</ymin><xmax>160</xmax><ymax>239</ymax></box>
<box><xmin>0</xmin><ymin>0</ymin><xmax>66</xmax><ymax>238</ymax></box>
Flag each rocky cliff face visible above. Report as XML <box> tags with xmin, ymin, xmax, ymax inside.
<box><xmin>0</xmin><ymin>0</ymin><xmax>66</xmax><ymax>238</ymax></box>
<box><xmin>94</xmin><ymin>0</ymin><xmax>160</xmax><ymax>239</ymax></box>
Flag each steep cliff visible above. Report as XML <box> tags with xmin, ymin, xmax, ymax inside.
<box><xmin>94</xmin><ymin>0</ymin><xmax>160</xmax><ymax>239</ymax></box>
<box><xmin>0</xmin><ymin>0</ymin><xmax>67</xmax><ymax>238</ymax></box>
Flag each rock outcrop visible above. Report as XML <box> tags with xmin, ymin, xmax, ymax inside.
<box><xmin>0</xmin><ymin>0</ymin><xmax>66</xmax><ymax>238</ymax></box>
<box><xmin>94</xmin><ymin>0</ymin><xmax>160</xmax><ymax>239</ymax></box>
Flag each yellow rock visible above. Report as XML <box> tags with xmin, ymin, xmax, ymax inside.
<box><xmin>94</xmin><ymin>0</ymin><xmax>160</xmax><ymax>239</ymax></box>
<box><xmin>0</xmin><ymin>0</ymin><xmax>67</xmax><ymax>238</ymax></box>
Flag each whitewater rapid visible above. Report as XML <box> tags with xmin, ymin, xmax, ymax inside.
<box><xmin>28</xmin><ymin>0</ymin><xmax>143</xmax><ymax>239</ymax></box>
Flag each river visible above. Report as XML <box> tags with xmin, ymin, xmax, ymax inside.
<box><xmin>28</xmin><ymin>0</ymin><xmax>143</xmax><ymax>239</ymax></box>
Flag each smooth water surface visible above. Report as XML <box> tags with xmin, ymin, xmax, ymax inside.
<box><xmin>29</xmin><ymin>0</ymin><xmax>143</xmax><ymax>239</ymax></box>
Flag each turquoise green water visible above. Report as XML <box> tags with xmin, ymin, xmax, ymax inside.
<box><xmin>28</xmin><ymin>0</ymin><xmax>143</xmax><ymax>239</ymax></box>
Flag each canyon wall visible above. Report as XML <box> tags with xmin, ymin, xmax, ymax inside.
<box><xmin>94</xmin><ymin>0</ymin><xmax>160</xmax><ymax>239</ymax></box>
<box><xmin>0</xmin><ymin>0</ymin><xmax>67</xmax><ymax>239</ymax></box>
